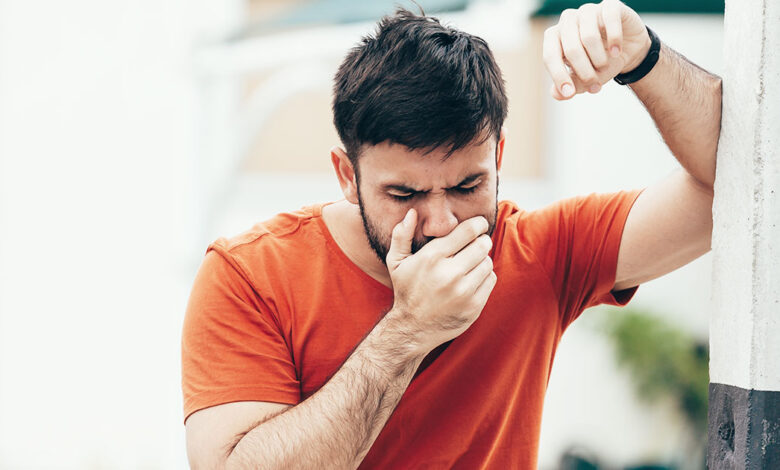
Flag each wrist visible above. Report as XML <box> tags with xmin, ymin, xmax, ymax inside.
<box><xmin>614</xmin><ymin>26</ymin><xmax>661</xmax><ymax>85</ymax></box>
<box><xmin>360</xmin><ymin>310</ymin><xmax>427</xmax><ymax>373</ymax></box>
<box><xmin>621</xmin><ymin>32</ymin><xmax>652</xmax><ymax>74</ymax></box>
<box><xmin>382</xmin><ymin>308</ymin><xmax>431</xmax><ymax>356</ymax></box>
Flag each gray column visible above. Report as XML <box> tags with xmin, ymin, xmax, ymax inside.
<box><xmin>709</xmin><ymin>0</ymin><xmax>780</xmax><ymax>468</ymax></box>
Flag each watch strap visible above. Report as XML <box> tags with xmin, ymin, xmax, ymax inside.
<box><xmin>613</xmin><ymin>26</ymin><xmax>661</xmax><ymax>86</ymax></box>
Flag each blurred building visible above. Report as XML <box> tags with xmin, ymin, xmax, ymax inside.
<box><xmin>192</xmin><ymin>0</ymin><xmax>548</xmax><ymax>250</ymax></box>
<box><xmin>0</xmin><ymin>0</ymin><xmax>723</xmax><ymax>468</ymax></box>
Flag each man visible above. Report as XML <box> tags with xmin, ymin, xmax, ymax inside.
<box><xmin>182</xmin><ymin>1</ymin><xmax>721</xmax><ymax>468</ymax></box>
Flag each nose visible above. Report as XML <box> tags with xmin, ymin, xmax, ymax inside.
<box><xmin>417</xmin><ymin>194</ymin><xmax>458</xmax><ymax>239</ymax></box>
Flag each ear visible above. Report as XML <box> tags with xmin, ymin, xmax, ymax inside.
<box><xmin>496</xmin><ymin>127</ymin><xmax>506</xmax><ymax>174</ymax></box>
<box><xmin>330</xmin><ymin>146</ymin><xmax>359</xmax><ymax>204</ymax></box>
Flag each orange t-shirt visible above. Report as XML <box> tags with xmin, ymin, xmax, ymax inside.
<box><xmin>182</xmin><ymin>190</ymin><xmax>643</xmax><ymax>469</ymax></box>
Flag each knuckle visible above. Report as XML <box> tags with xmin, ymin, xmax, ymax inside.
<box><xmin>579</xmin><ymin>73</ymin><xmax>598</xmax><ymax>85</ymax></box>
<box><xmin>469</xmin><ymin>221</ymin><xmax>483</xmax><ymax>239</ymax></box>
<box><xmin>544</xmin><ymin>60</ymin><xmax>566</xmax><ymax>78</ymax></box>
<box><xmin>479</xmin><ymin>216</ymin><xmax>489</xmax><ymax>233</ymax></box>
<box><xmin>451</xmin><ymin>283</ymin><xmax>467</xmax><ymax>299</ymax></box>
<box><xmin>480</xmin><ymin>263</ymin><xmax>492</xmax><ymax>279</ymax></box>
<box><xmin>480</xmin><ymin>235</ymin><xmax>492</xmax><ymax>251</ymax></box>
<box><xmin>562</xmin><ymin>44</ymin><xmax>581</xmax><ymax>58</ymax></box>
<box><xmin>477</xmin><ymin>262</ymin><xmax>489</xmax><ymax>277</ymax></box>
<box><xmin>593</xmin><ymin>57</ymin><xmax>609</xmax><ymax>69</ymax></box>
<box><xmin>467</xmin><ymin>223</ymin><xmax>478</xmax><ymax>239</ymax></box>
<box><xmin>561</xmin><ymin>8</ymin><xmax>577</xmax><ymax>18</ymax></box>
<box><xmin>542</xmin><ymin>49</ymin><xmax>556</xmax><ymax>64</ymax></box>
<box><xmin>573</xmin><ymin>66</ymin><xmax>597</xmax><ymax>83</ymax></box>
<box><xmin>581</xmin><ymin>33</ymin><xmax>601</xmax><ymax>49</ymax></box>
<box><xmin>544</xmin><ymin>26</ymin><xmax>558</xmax><ymax>38</ymax></box>
<box><xmin>432</xmin><ymin>263</ymin><xmax>449</xmax><ymax>281</ymax></box>
<box><xmin>417</xmin><ymin>249</ymin><xmax>434</xmax><ymax>264</ymax></box>
<box><xmin>469</xmin><ymin>296</ymin><xmax>485</xmax><ymax>312</ymax></box>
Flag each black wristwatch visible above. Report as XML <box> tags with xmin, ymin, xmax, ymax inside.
<box><xmin>613</xmin><ymin>26</ymin><xmax>661</xmax><ymax>85</ymax></box>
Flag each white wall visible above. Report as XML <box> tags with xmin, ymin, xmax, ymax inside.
<box><xmin>0</xmin><ymin>0</ymin><xmax>243</xmax><ymax>467</ymax></box>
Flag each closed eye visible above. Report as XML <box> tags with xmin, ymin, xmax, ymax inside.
<box><xmin>388</xmin><ymin>192</ymin><xmax>416</xmax><ymax>202</ymax></box>
<box><xmin>389</xmin><ymin>183</ymin><xmax>480</xmax><ymax>201</ymax></box>
<box><xmin>452</xmin><ymin>185</ymin><xmax>479</xmax><ymax>195</ymax></box>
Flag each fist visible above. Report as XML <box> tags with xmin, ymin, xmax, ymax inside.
<box><xmin>542</xmin><ymin>0</ymin><xmax>651</xmax><ymax>100</ymax></box>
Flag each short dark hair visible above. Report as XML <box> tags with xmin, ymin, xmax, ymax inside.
<box><xmin>332</xmin><ymin>8</ymin><xmax>508</xmax><ymax>170</ymax></box>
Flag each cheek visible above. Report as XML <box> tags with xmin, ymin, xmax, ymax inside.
<box><xmin>365</xmin><ymin>197</ymin><xmax>408</xmax><ymax>233</ymax></box>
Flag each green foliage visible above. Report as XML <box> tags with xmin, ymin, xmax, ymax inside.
<box><xmin>601</xmin><ymin>309</ymin><xmax>709</xmax><ymax>432</ymax></box>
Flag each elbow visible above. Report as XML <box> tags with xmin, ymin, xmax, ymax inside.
<box><xmin>223</xmin><ymin>442</ymin><xmax>252</xmax><ymax>470</ymax></box>
<box><xmin>186</xmin><ymin>440</ymin><xmax>244</xmax><ymax>470</ymax></box>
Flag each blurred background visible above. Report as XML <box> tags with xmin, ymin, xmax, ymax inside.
<box><xmin>0</xmin><ymin>0</ymin><xmax>723</xmax><ymax>468</ymax></box>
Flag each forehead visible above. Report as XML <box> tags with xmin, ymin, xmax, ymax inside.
<box><xmin>357</xmin><ymin>138</ymin><xmax>497</xmax><ymax>188</ymax></box>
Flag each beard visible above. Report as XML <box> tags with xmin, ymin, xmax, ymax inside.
<box><xmin>356</xmin><ymin>178</ymin><xmax>499</xmax><ymax>265</ymax></box>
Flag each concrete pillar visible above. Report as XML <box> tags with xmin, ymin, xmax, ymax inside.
<box><xmin>709</xmin><ymin>0</ymin><xmax>780</xmax><ymax>468</ymax></box>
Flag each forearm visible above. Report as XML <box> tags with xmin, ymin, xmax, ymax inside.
<box><xmin>629</xmin><ymin>41</ymin><xmax>723</xmax><ymax>190</ymax></box>
<box><xmin>226</xmin><ymin>311</ymin><xmax>426</xmax><ymax>470</ymax></box>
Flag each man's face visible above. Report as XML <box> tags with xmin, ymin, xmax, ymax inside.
<box><xmin>354</xmin><ymin>137</ymin><xmax>500</xmax><ymax>264</ymax></box>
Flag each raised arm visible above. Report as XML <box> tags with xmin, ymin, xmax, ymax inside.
<box><xmin>542</xmin><ymin>0</ymin><xmax>722</xmax><ymax>290</ymax></box>
<box><xmin>628</xmin><ymin>41</ymin><xmax>721</xmax><ymax>189</ymax></box>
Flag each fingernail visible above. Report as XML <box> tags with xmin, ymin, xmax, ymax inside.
<box><xmin>610</xmin><ymin>46</ymin><xmax>620</xmax><ymax>57</ymax></box>
<box><xmin>561</xmin><ymin>84</ymin><xmax>574</xmax><ymax>97</ymax></box>
<box><xmin>589</xmin><ymin>84</ymin><xmax>601</xmax><ymax>94</ymax></box>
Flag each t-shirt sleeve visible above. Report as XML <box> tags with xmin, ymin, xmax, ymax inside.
<box><xmin>181</xmin><ymin>248</ymin><xmax>301</xmax><ymax>423</ymax></box>
<box><xmin>521</xmin><ymin>188</ymin><xmax>645</xmax><ymax>328</ymax></box>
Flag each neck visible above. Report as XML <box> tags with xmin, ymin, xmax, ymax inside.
<box><xmin>322</xmin><ymin>200</ymin><xmax>393</xmax><ymax>288</ymax></box>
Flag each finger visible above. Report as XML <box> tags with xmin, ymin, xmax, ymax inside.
<box><xmin>422</xmin><ymin>216</ymin><xmax>488</xmax><ymax>258</ymax></box>
<box><xmin>450</xmin><ymin>234</ymin><xmax>492</xmax><ymax>273</ymax></box>
<box><xmin>543</xmin><ymin>25</ymin><xmax>575</xmax><ymax>99</ymax></box>
<box><xmin>386</xmin><ymin>208</ymin><xmax>417</xmax><ymax>270</ymax></box>
<box><xmin>471</xmin><ymin>270</ymin><xmax>497</xmax><ymax>305</ymax></box>
<box><xmin>578</xmin><ymin>4</ymin><xmax>609</xmax><ymax>71</ymax></box>
<box><xmin>463</xmin><ymin>255</ymin><xmax>493</xmax><ymax>288</ymax></box>
<box><xmin>559</xmin><ymin>9</ymin><xmax>599</xmax><ymax>87</ymax></box>
<box><xmin>550</xmin><ymin>71</ymin><xmax>589</xmax><ymax>100</ymax></box>
<box><xmin>601</xmin><ymin>0</ymin><xmax>624</xmax><ymax>58</ymax></box>
<box><xmin>549</xmin><ymin>78</ymin><xmax>585</xmax><ymax>100</ymax></box>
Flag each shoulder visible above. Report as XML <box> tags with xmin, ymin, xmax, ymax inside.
<box><xmin>493</xmin><ymin>190</ymin><xmax>642</xmax><ymax>263</ymax></box>
<box><xmin>206</xmin><ymin>203</ymin><xmax>331</xmax><ymax>281</ymax></box>
<box><xmin>493</xmin><ymin>198</ymin><xmax>552</xmax><ymax>250</ymax></box>
<box><xmin>498</xmin><ymin>190</ymin><xmax>643</xmax><ymax>237</ymax></box>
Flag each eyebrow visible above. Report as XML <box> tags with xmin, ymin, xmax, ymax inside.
<box><xmin>382</xmin><ymin>172</ymin><xmax>487</xmax><ymax>194</ymax></box>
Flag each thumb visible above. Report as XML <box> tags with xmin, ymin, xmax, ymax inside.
<box><xmin>386</xmin><ymin>208</ymin><xmax>417</xmax><ymax>271</ymax></box>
